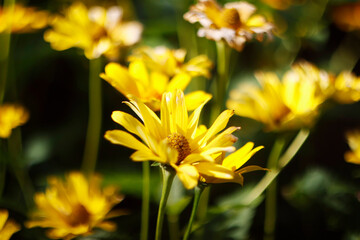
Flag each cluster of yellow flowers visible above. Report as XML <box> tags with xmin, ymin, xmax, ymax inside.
<box><xmin>101</xmin><ymin>46</ymin><xmax>212</xmax><ymax>111</ymax></box>
<box><xmin>227</xmin><ymin>61</ymin><xmax>360</xmax><ymax>131</ymax></box>
<box><xmin>2</xmin><ymin>0</ymin><xmax>360</xmax><ymax>239</ymax></box>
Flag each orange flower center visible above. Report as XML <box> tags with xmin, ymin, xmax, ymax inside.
<box><xmin>167</xmin><ymin>133</ymin><xmax>191</xmax><ymax>164</ymax></box>
<box><xmin>219</xmin><ymin>8</ymin><xmax>241</xmax><ymax>29</ymax></box>
<box><xmin>67</xmin><ymin>204</ymin><xmax>90</xmax><ymax>227</ymax></box>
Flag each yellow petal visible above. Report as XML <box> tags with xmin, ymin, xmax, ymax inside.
<box><xmin>199</xmin><ymin>109</ymin><xmax>234</xmax><ymax>146</ymax></box>
<box><xmin>128</xmin><ymin>60</ymin><xmax>149</xmax><ymax>89</ymax></box>
<box><xmin>196</xmin><ymin>162</ymin><xmax>234</xmax><ymax>179</ymax></box>
<box><xmin>237</xmin><ymin>165</ymin><xmax>268</xmax><ymax>174</ymax></box>
<box><xmin>184</xmin><ymin>91</ymin><xmax>212</xmax><ymax>111</ymax></box>
<box><xmin>222</xmin><ymin>142</ymin><xmax>263</xmax><ymax>170</ymax></box>
<box><xmin>173</xmin><ymin>164</ymin><xmax>199</xmax><ymax>189</ymax></box>
<box><xmin>167</xmin><ymin>73</ymin><xmax>191</xmax><ymax>92</ymax></box>
<box><xmin>104</xmin><ymin>130</ymin><xmax>149</xmax><ymax>152</ymax></box>
<box><xmin>100</xmin><ymin>63</ymin><xmax>140</xmax><ymax>97</ymax></box>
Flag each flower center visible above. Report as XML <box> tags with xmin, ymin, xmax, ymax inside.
<box><xmin>67</xmin><ymin>204</ymin><xmax>90</xmax><ymax>227</ymax></box>
<box><xmin>167</xmin><ymin>133</ymin><xmax>191</xmax><ymax>164</ymax></box>
<box><xmin>220</xmin><ymin>8</ymin><xmax>241</xmax><ymax>28</ymax></box>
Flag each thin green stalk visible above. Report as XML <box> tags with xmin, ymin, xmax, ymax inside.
<box><xmin>183</xmin><ymin>186</ymin><xmax>205</xmax><ymax>240</ymax></box>
<box><xmin>241</xmin><ymin>129</ymin><xmax>310</xmax><ymax>206</ymax></box>
<box><xmin>141</xmin><ymin>161</ymin><xmax>150</xmax><ymax>240</ymax></box>
<box><xmin>8</xmin><ymin>128</ymin><xmax>34</xmax><ymax>208</ymax></box>
<box><xmin>0</xmin><ymin>0</ymin><xmax>15</xmax><ymax>104</ymax></box>
<box><xmin>264</xmin><ymin>137</ymin><xmax>286</xmax><ymax>240</ymax></box>
<box><xmin>155</xmin><ymin>166</ymin><xmax>175</xmax><ymax>240</ymax></box>
<box><xmin>210</xmin><ymin>41</ymin><xmax>230</xmax><ymax>122</ymax></box>
<box><xmin>82</xmin><ymin>57</ymin><xmax>102</xmax><ymax>176</ymax></box>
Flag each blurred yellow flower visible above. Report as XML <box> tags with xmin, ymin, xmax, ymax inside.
<box><xmin>197</xmin><ymin>142</ymin><xmax>265</xmax><ymax>185</ymax></box>
<box><xmin>0</xmin><ymin>209</ymin><xmax>20</xmax><ymax>240</ymax></box>
<box><xmin>332</xmin><ymin>71</ymin><xmax>360</xmax><ymax>104</ymax></box>
<box><xmin>0</xmin><ymin>104</ymin><xmax>29</xmax><ymax>138</ymax></box>
<box><xmin>183</xmin><ymin>0</ymin><xmax>273</xmax><ymax>51</ymax></box>
<box><xmin>227</xmin><ymin>62</ymin><xmax>329</xmax><ymax>131</ymax></box>
<box><xmin>128</xmin><ymin>46</ymin><xmax>213</xmax><ymax>78</ymax></box>
<box><xmin>0</xmin><ymin>4</ymin><xmax>49</xmax><ymax>33</ymax></box>
<box><xmin>332</xmin><ymin>2</ymin><xmax>360</xmax><ymax>32</ymax></box>
<box><xmin>100</xmin><ymin>46</ymin><xmax>212</xmax><ymax>111</ymax></box>
<box><xmin>344</xmin><ymin>130</ymin><xmax>360</xmax><ymax>165</ymax></box>
<box><xmin>44</xmin><ymin>2</ymin><xmax>143</xmax><ymax>59</ymax></box>
<box><xmin>26</xmin><ymin>172</ymin><xmax>124</xmax><ymax>240</ymax></box>
<box><xmin>105</xmin><ymin>89</ymin><xmax>238</xmax><ymax>189</ymax></box>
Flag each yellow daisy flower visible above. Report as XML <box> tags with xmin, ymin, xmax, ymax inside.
<box><xmin>44</xmin><ymin>2</ymin><xmax>143</xmax><ymax>59</ymax></box>
<box><xmin>0</xmin><ymin>4</ymin><xmax>49</xmax><ymax>33</ymax></box>
<box><xmin>344</xmin><ymin>130</ymin><xmax>360</xmax><ymax>165</ymax></box>
<box><xmin>183</xmin><ymin>0</ymin><xmax>273</xmax><ymax>51</ymax></box>
<box><xmin>0</xmin><ymin>209</ymin><xmax>20</xmax><ymax>240</ymax></box>
<box><xmin>26</xmin><ymin>172</ymin><xmax>125</xmax><ymax>240</ymax></box>
<box><xmin>100</xmin><ymin>46</ymin><xmax>212</xmax><ymax>111</ymax></box>
<box><xmin>0</xmin><ymin>104</ymin><xmax>29</xmax><ymax>138</ymax></box>
<box><xmin>227</xmin><ymin>62</ymin><xmax>329</xmax><ymax>131</ymax></box>
<box><xmin>332</xmin><ymin>71</ymin><xmax>360</xmax><ymax>104</ymax></box>
<box><xmin>128</xmin><ymin>46</ymin><xmax>213</xmax><ymax>78</ymax></box>
<box><xmin>105</xmin><ymin>89</ymin><xmax>238</xmax><ymax>189</ymax></box>
<box><xmin>196</xmin><ymin>142</ymin><xmax>265</xmax><ymax>185</ymax></box>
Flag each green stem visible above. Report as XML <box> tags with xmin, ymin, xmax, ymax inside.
<box><xmin>8</xmin><ymin>128</ymin><xmax>34</xmax><ymax>208</ymax></box>
<box><xmin>264</xmin><ymin>137</ymin><xmax>286</xmax><ymax>240</ymax></box>
<box><xmin>141</xmin><ymin>161</ymin><xmax>150</xmax><ymax>240</ymax></box>
<box><xmin>183</xmin><ymin>186</ymin><xmax>205</xmax><ymax>240</ymax></box>
<box><xmin>82</xmin><ymin>57</ymin><xmax>102</xmax><ymax>176</ymax></box>
<box><xmin>0</xmin><ymin>0</ymin><xmax>15</xmax><ymax>104</ymax></box>
<box><xmin>155</xmin><ymin>166</ymin><xmax>175</xmax><ymax>240</ymax></box>
<box><xmin>210</xmin><ymin>41</ymin><xmax>230</xmax><ymax>122</ymax></box>
<box><xmin>241</xmin><ymin>129</ymin><xmax>310</xmax><ymax>206</ymax></box>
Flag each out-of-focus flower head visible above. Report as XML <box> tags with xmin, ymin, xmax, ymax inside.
<box><xmin>332</xmin><ymin>71</ymin><xmax>360</xmax><ymax>104</ymax></box>
<box><xmin>44</xmin><ymin>2</ymin><xmax>143</xmax><ymax>59</ymax></box>
<box><xmin>0</xmin><ymin>4</ymin><xmax>49</xmax><ymax>33</ymax></box>
<box><xmin>344</xmin><ymin>130</ymin><xmax>360</xmax><ymax>165</ymax></box>
<box><xmin>128</xmin><ymin>46</ymin><xmax>213</xmax><ymax>78</ymax></box>
<box><xmin>105</xmin><ymin>89</ymin><xmax>239</xmax><ymax>189</ymax></box>
<box><xmin>26</xmin><ymin>172</ymin><xmax>125</xmax><ymax>240</ymax></box>
<box><xmin>332</xmin><ymin>2</ymin><xmax>360</xmax><ymax>32</ymax></box>
<box><xmin>227</xmin><ymin>61</ymin><xmax>330</xmax><ymax>131</ymax></box>
<box><xmin>101</xmin><ymin>46</ymin><xmax>212</xmax><ymax>111</ymax></box>
<box><xmin>183</xmin><ymin>0</ymin><xmax>273</xmax><ymax>51</ymax></box>
<box><xmin>196</xmin><ymin>142</ymin><xmax>265</xmax><ymax>185</ymax></box>
<box><xmin>0</xmin><ymin>104</ymin><xmax>29</xmax><ymax>138</ymax></box>
<box><xmin>0</xmin><ymin>209</ymin><xmax>20</xmax><ymax>240</ymax></box>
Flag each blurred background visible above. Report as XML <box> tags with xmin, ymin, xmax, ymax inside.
<box><xmin>2</xmin><ymin>0</ymin><xmax>360</xmax><ymax>239</ymax></box>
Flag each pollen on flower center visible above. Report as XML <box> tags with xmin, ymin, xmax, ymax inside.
<box><xmin>167</xmin><ymin>133</ymin><xmax>191</xmax><ymax>164</ymax></box>
<box><xmin>67</xmin><ymin>204</ymin><xmax>90</xmax><ymax>226</ymax></box>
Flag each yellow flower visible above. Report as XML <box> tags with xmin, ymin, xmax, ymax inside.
<box><xmin>100</xmin><ymin>46</ymin><xmax>212</xmax><ymax>111</ymax></box>
<box><xmin>196</xmin><ymin>142</ymin><xmax>265</xmax><ymax>185</ymax></box>
<box><xmin>227</xmin><ymin>62</ymin><xmax>329</xmax><ymax>131</ymax></box>
<box><xmin>128</xmin><ymin>46</ymin><xmax>213</xmax><ymax>78</ymax></box>
<box><xmin>26</xmin><ymin>172</ymin><xmax>124</xmax><ymax>240</ymax></box>
<box><xmin>44</xmin><ymin>2</ymin><xmax>143</xmax><ymax>59</ymax></box>
<box><xmin>332</xmin><ymin>71</ymin><xmax>360</xmax><ymax>104</ymax></box>
<box><xmin>332</xmin><ymin>2</ymin><xmax>360</xmax><ymax>32</ymax></box>
<box><xmin>0</xmin><ymin>209</ymin><xmax>20</xmax><ymax>240</ymax></box>
<box><xmin>344</xmin><ymin>130</ymin><xmax>360</xmax><ymax>165</ymax></box>
<box><xmin>105</xmin><ymin>89</ymin><xmax>238</xmax><ymax>189</ymax></box>
<box><xmin>183</xmin><ymin>0</ymin><xmax>273</xmax><ymax>51</ymax></box>
<box><xmin>0</xmin><ymin>104</ymin><xmax>29</xmax><ymax>138</ymax></box>
<box><xmin>0</xmin><ymin>4</ymin><xmax>48</xmax><ymax>33</ymax></box>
